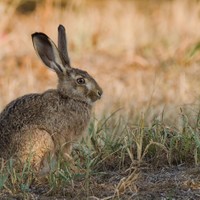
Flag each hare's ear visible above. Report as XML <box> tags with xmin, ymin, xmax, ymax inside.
<box><xmin>58</xmin><ymin>24</ymin><xmax>71</xmax><ymax>67</ymax></box>
<box><xmin>32</xmin><ymin>32</ymin><xmax>70</xmax><ymax>74</ymax></box>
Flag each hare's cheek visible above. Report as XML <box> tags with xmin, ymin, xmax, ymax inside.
<box><xmin>76</xmin><ymin>86</ymin><xmax>87</xmax><ymax>96</ymax></box>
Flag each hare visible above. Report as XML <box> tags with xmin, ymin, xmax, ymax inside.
<box><xmin>0</xmin><ymin>25</ymin><xmax>102</xmax><ymax>174</ymax></box>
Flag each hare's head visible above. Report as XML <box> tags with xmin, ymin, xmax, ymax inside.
<box><xmin>32</xmin><ymin>25</ymin><xmax>103</xmax><ymax>105</ymax></box>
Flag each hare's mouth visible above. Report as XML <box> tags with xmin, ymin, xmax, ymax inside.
<box><xmin>88</xmin><ymin>90</ymin><xmax>102</xmax><ymax>103</ymax></box>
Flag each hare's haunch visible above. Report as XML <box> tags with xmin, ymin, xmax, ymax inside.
<box><xmin>0</xmin><ymin>25</ymin><xmax>102</xmax><ymax>173</ymax></box>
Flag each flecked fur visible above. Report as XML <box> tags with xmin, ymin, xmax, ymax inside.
<box><xmin>0</xmin><ymin>25</ymin><xmax>102</xmax><ymax>173</ymax></box>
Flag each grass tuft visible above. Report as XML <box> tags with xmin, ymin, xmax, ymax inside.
<box><xmin>0</xmin><ymin>106</ymin><xmax>200</xmax><ymax>198</ymax></box>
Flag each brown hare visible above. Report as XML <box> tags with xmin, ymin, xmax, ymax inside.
<box><xmin>0</xmin><ymin>25</ymin><xmax>102</xmax><ymax>174</ymax></box>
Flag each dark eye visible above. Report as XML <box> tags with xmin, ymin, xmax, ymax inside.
<box><xmin>76</xmin><ymin>78</ymin><xmax>85</xmax><ymax>85</ymax></box>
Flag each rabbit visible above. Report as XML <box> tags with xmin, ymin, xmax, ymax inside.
<box><xmin>0</xmin><ymin>24</ymin><xmax>103</xmax><ymax>174</ymax></box>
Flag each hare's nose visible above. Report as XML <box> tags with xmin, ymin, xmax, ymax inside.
<box><xmin>97</xmin><ymin>90</ymin><xmax>102</xmax><ymax>98</ymax></box>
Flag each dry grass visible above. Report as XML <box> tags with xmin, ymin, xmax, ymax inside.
<box><xmin>1</xmin><ymin>0</ymin><xmax>200</xmax><ymax>199</ymax></box>
<box><xmin>0</xmin><ymin>0</ymin><xmax>200</xmax><ymax>119</ymax></box>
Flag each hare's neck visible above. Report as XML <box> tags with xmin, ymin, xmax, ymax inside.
<box><xmin>57</xmin><ymin>89</ymin><xmax>92</xmax><ymax>108</ymax></box>
<box><xmin>57</xmin><ymin>90</ymin><xmax>92</xmax><ymax>110</ymax></box>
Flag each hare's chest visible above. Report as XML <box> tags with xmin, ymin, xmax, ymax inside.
<box><xmin>47</xmin><ymin>101</ymin><xmax>91</xmax><ymax>136</ymax></box>
<box><xmin>62</xmin><ymin>106</ymin><xmax>90</xmax><ymax>132</ymax></box>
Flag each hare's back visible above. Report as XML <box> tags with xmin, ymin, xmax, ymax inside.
<box><xmin>0</xmin><ymin>90</ymin><xmax>61</xmax><ymax>133</ymax></box>
<box><xmin>0</xmin><ymin>89</ymin><xmax>91</xmax><ymax>140</ymax></box>
<box><xmin>0</xmin><ymin>93</ymin><xmax>45</xmax><ymax>134</ymax></box>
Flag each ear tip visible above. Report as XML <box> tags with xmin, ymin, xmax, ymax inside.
<box><xmin>31</xmin><ymin>32</ymin><xmax>49</xmax><ymax>41</ymax></box>
<box><xmin>58</xmin><ymin>24</ymin><xmax>65</xmax><ymax>32</ymax></box>
<box><xmin>32</xmin><ymin>32</ymin><xmax>38</xmax><ymax>38</ymax></box>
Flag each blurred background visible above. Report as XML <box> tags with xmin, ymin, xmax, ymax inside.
<box><xmin>0</xmin><ymin>0</ymin><xmax>200</xmax><ymax>123</ymax></box>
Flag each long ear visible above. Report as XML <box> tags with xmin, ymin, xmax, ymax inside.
<box><xmin>32</xmin><ymin>32</ymin><xmax>67</xmax><ymax>74</ymax></box>
<box><xmin>58</xmin><ymin>25</ymin><xmax>71</xmax><ymax>67</ymax></box>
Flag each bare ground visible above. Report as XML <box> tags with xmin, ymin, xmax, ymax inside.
<box><xmin>1</xmin><ymin>165</ymin><xmax>200</xmax><ymax>200</ymax></box>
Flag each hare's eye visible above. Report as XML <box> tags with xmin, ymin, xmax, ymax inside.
<box><xmin>77</xmin><ymin>78</ymin><xmax>85</xmax><ymax>85</ymax></box>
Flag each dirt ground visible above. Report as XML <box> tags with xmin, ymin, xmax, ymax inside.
<box><xmin>1</xmin><ymin>165</ymin><xmax>200</xmax><ymax>200</ymax></box>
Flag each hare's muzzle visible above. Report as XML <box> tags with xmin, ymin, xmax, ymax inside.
<box><xmin>97</xmin><ymin>89</ymin><xmax>103</xmax><ymax>99</ymax></box>
<box><xmin>89</xmin><ymin>87</ymin><xmax>103</xmax><ymax>102</ymax></box>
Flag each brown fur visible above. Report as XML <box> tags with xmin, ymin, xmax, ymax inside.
<box><xmin>0</xmin><ymin>25</ymin><xmax>102</xmax><ymax>174</ymax></box>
